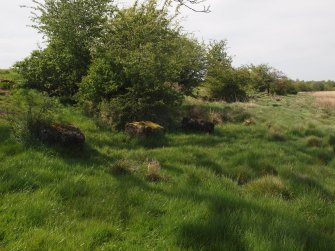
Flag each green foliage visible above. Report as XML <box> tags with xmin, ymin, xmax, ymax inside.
<box><xmin>205</xmin><ymin>67</ymin><xmax>250</xmax><ymax>102</ymax></box>
<box><xmin>15</xmin><ymin>45</ymin><xmax>86</xmax><ymax>100</ymax></box>
<box><xmin>6</xmin><ymin>90</ymin><xmax>60</xmax><ymax>143</ymax></box>
<box><xmin>16</xmin><ymin>0</ymin><xmax>115</xmax><ymax>99</ymax></box>
<box><xmin>79</xmin><ymin>0</ymin><xmax>205</xmax><ymax>129</ymax></box>
<box><xmin>273</xmin><ymin>78</ymin><xmax>298</xmax><ymax>95</ymax></box>
<box><xmin>293</xmin><ymin>80</ymin><xmax>335</xmax><ymax>92</ymax></box>
<box><xmin>30</xmin><ymin>0</ymin><xmax>114</xmax><ymax>50</ymax></box>
<box><xmin>249</xmin><ymin>64</ymin><xmax>274</xmax><ymax>94</ymax></box>
<box><xmin>249</xmin><ymin>64</ymin><xmax>297</xmax><ymax>96</ymax></box>
<box><xmin>204</xmin><ymin>41</ymin><xmax>249</xmax><ymax>102</ymax></box>
<box><xmin>0</xmin><ymin>69</ymin><xmax>21</xmax><ymax>89</ymax></box>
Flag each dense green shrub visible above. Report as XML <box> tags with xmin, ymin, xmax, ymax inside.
<box><xmin>249</xmin><ymin>64</ymin><xmax>297</xmax><ymax>96</ymax></box>
<box><xmin>15</xmin><ymin>0</ymin><xmax>114</xmax><ymax>100</ymax></box>
<box><xmin>79</xmin><ymin>1</ymin><xmax>205</xmax><ymax>129</ymax></box>
<box><xmin>204</xmin><ymin>41</ymin><xmax>250</xmax><ymax>102</ymax></box>
<box><xmin>249</xmin><ymin>64</ymin><xmax>274</xmax><ymax>94</ymax></box>
<box><xmin>273</xmin><ymin>78</ymin><xmax>298</xmax><ymax>95</ymax></box>
<box><xmin>293</xmin><ymin>80</ymin><xmax>335</xmax><ymax>92</ymax></box>
<box><xmin>205</xmin><ymin>75</ymin><xmax>249</xmax><ymax>102</ymax></box>
<box><xmin>15</xmin><ymin>44</ymin><xmax>86</xmax><ymax>100</ymax></box>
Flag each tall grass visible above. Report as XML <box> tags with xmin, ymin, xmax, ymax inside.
<box><xmin>0</xmin><ymin>91</ymin><xmax>335</xmax><ymax>250</ymax></box>
<box><xmin>310</xmin><ymin>91</ymin><xmax>335</xmax><ymax>109</ymax></box>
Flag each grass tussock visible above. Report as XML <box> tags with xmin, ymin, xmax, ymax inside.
<box><xmin>244</xmin><ymin>175</ymin><xmax>291</xmax><ymax>199</ymax></box>
<box><xmin>305</xmin><ymin>136</ymin><xmax>323</xmax><ymax>147</ymax></box>
<box><xmin>268</xmin><ymin>127</ymin><xmax>286</xmax><ymax>141</ymax></box>
<box><xmin>145</xmin><ymin>159</ymin><xmax>163</xmax><ymax>182</ymax></box>
<box><xmin>109</xmin><ymin>159</ymin><xmax>135</xmax><ymax>176</ymax></box>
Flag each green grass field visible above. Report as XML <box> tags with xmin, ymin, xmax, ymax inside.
<box><xmin>1</xmin><ymin>73</ymin><xmax>335</xmax><ymax>250</ymax></box>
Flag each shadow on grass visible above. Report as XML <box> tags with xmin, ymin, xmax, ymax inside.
<box><xmin>177</xmin><ymin>191</ymin><xmax>335</xmax><ymax>251</ymax></box>
<box><xmin>289</xmin><ymin>173</ymin><xmax>335</xmax><ymax>201</ymax></box>
<box><xmin>0</xmin><ymin>125</ymin><xmax>11</xmax><ymax>142</ymax></box>
<box><xmin>86</xmin><ymin>126</ymin><xmax>170</xmax><ymax>150</ymax></box>
<box><xmin>102</xmin><ymin>172</ymin><xmax>335</xmax><ymax>251</ymax></box>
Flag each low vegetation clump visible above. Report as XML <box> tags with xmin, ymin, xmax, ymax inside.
<box><xmin>145</xmin><ymin>159</ymin><xmax>163</xmax><ymax>182</ymax></box>
<box><xmin>244</xmin><ymin>175</ymin><xmax>291</xmax><ymax>199</ymax></box>
<box><xmin>203</xmin><ymin>41</ymin><xmax>249</xmax><ymax>102</ymax></box>
<box><xmin>7</xmin><ymin>90</ymin><xmax>60</xmax><ymax>143</ymax></box>
<box><xmin>268</xmin><ymin>127</ymin><xmax>286</xmax><ymax>142</ymax></box>
<box><xmin>305</xmin><ymin>135</ymin><xmax>323</xmax><ymax>147</ymax></box>
<box><xmin>109</xmin><ymin>159</ymin><xmax>135</xmax><ymax>176</ymax></box>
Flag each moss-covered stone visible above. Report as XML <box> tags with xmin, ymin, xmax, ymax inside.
<box><xmin>125</xmin><ymin>121</ymin><xmax>164</xmax><ymax>137</ymax></box>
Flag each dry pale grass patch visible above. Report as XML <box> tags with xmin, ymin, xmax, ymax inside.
<box><xmin>240</xmin><ymin>102</ymin><xmax>258</xmax><ymax>109</ymax></box>
<box><xmin>310</xmin><ymin>91</ymin><xmax>335</xmax><ymax>108</ymax></box>
<box><xmin>146</xmin><ymin>159</ymin><xmax>163</xmax><ymax>182</ymax></box>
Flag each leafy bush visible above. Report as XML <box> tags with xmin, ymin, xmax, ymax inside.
<box><xmin>15</xmin><ymin>45</ymin><xmax>85</xmax><ymax>101</ymax></box>
<box><xmin>249</xmin><ymin>64</ymin><xmax>297</xmax><ymax>96</ymax></box>
<box><xmin>273</xmin><ymin>79</ymin><xmax>298</xmax><ymax>95</ymax></box>
<box><xmin>293</xmin><ymin>80</ymin><xmax>335</xmax><ymax>92</ymax></box>
<box><xmin>95</xmin><ymin>87</ymin><xmax>182</xmax><ymax>130</ymax></box>
<box><xmin>15</xmin><ymin>0</ymin><xmax>114</xmax><ymax>101</ymax></box>
<box><xmin>79</xmin><ymin>1</ymin><xmax>205</xmax><ymax>129</ymax></box>
<box><xmin>204</xmin><ymin>41</ymin><xmax>250</xmax><ymax>102</ymax></box>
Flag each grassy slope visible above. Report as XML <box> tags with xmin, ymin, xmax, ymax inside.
<box><xmin>1</xmin><ymin>85</ymin><xmax>335</xmax><ymax>249</ymax></box>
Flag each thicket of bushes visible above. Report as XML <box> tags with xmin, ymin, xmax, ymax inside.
<box><xmin>14</xmin><ymin>0</ymin><xmax>322</xmax><ymax>129</ymax></box>
<box><xmin>293</xmin><ymin>80</ymin><xmax>335</xmax><ymax>92</ymax></box>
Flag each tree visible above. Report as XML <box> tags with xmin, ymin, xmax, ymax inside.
<box><xmin>79</xmin><ymin>0</ymin><xmax>206</xmax><ymax>128</ymax></box>
<box><xmin>204</xmin><ymin>41</ymin><xmax>250</xmax><ymax>102</ymax></box>
<box><xmin>249</xmin><ymin>64</ymin><xmax>297</xmax><ymax>95</ymax></box>
<box><xmin>16</xmin><ymin>0</ymin><xmax>115</xmax><ymax>99</ymax></box>
<box><xmin>29</xmin><ymin>0</ymin><xmax>114</xmax><ymax>49</ymax></box>
<box><xmin>249</xmin><ymin>64</ymin><xmax>275</xmax><ymax>95</ymax></box>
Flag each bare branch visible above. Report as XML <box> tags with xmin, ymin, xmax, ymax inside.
<box><xmin>175</xmin><ymin>0</ymin><xmax>210</xmax><ymax>13</ymax></box>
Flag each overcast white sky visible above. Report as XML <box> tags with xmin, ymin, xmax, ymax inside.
<box><xmin>0</xmin><ymin>0</ymin><xmax>334</xmax><ymax>80</ymax></box>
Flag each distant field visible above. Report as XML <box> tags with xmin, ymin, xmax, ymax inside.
<box><xmin>310</xmin><ymin>91</ymin><xmax>335</xmax><ymax>108</ymax></box>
